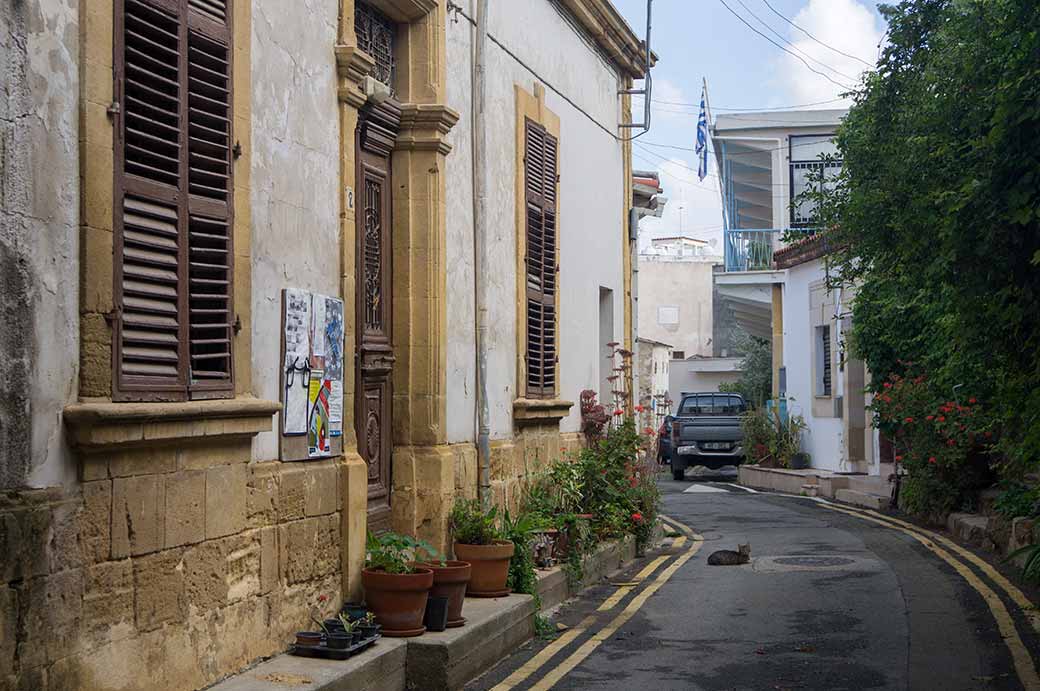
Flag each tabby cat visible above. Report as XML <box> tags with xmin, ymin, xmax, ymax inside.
<box><xmin>707</xmin><ymin>543</ymin><xmax>750</xmax><ymax>565</ymax></box>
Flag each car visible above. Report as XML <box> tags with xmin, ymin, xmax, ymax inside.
<box><xmin>670</xmin><ymin>392</ymin><xmax>747</xmax><ymax>481</ymax></box>
<box><xmin>656</xmin><ymin>416</ymin><xmax>674</xmax><ymax>465</ymax></box>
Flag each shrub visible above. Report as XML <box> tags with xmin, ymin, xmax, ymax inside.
<box><xmin>365</xmin><ymin>531</ymin><xmax>437</xmax><ymax>574</ymax></box>
<box><xmin>449</xmin><ymin>499</ymin><xmax>501</xmax><ymax>545</ymax></box>
<box><xmin>741</xmin><ymin>408</ymin><xmax>806</xmax><ymax>468</ymax></box>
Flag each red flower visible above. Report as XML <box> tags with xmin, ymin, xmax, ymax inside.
<box><xmin>926</xmin><ymin>415</ymin><xmax>934</xmax><ymax>421</ymax></box>
<box><xmin>613</xmin><ymin>409</ymin><xmax>624</xmax><ymax>416</ymax></box>
<box><xmin>928</xmin><ymin>457</ymin><xmax>937</xmax><ymax>464</ymax></box>
<box><xmin>947</xmin><ymin>439</ymin><xmax>956</xmax><ymax>447</ymax></box>
<box><xmin>938</xmin><ymin>416</ymin><xmax>945</xmax><ymax>422</ymax></box>
<box><xmin>895</xmin><ymin>455</ymin><xmax>904</xmax><ymax>461</ymax></box>
<box><xmin>318</xmin><ymin>594</ymin><xmax>328</xmax><ymax>603</ymax></box>
<box><xmin>904</xmin><ymin>417</ymin><xmax>914</xmax><ymax>424</ymax></box>
<box><xmin>883</xmin><ymin>382</ymin><xmax>892</xmax><ymax>389</ymax></box>
<box><xmin>968</xmin><ymin>397</ymin><xmax>977</xmax><ymax>404</ymax></box>
<box><xmin>631</xmin><ymin>512</ymin><xmax>643</xmax><ymax>522</ymax></box>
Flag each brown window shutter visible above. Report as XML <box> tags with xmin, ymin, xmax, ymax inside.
<box><xmin>186</xmin><ymin>7</ymin><xmax>233</xmax><ymax>397</ymax></box>
<box><xmin>113</xmin><ymin>0</ymin><xmax>233</xmax><ymax>401</ymax></box>
<box><xmin>523</xmin><ymin>119</ymin><xmax>558</xmax><ymax>399</ymax></box>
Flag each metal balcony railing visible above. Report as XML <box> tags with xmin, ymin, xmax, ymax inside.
<box><xmin>724</xmin><ymin>229</ymin><xmax>780</xmax><ymax>272</ymax></box>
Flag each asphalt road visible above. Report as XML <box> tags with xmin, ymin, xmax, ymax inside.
<box><xmin>469</xmin><ymin>477</ymin><xmax>1040</xmax><ymax>691</ymax></box>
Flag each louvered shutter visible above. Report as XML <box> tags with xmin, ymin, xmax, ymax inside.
<box><xmin>523</xmin><ymin>119</ymin><xmax>558</xmax><ymax>399</ymax></box>
<box><xmin>114</xmin><ymin>0</ymin><xmax>233</xmax><ymax>401</ymax></box>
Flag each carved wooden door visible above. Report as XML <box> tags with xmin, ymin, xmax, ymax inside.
<box><xmin>355</xmin><ymin>101</ymin><xmax>399</xmax><ymax>533</ymax></box>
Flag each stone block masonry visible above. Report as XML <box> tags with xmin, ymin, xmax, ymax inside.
<box><xmin>0</xmin><ymin>454</ymin><xmax>349</xmax><ymax>691</ymax></box>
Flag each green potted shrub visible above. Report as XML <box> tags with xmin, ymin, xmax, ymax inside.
<box><xmin>450</xmin><ymin>500</ymin><xmax>515</xmax><ymax>597</ymax></box>
<box><xmin>362</xmin><ymin>531</ymin><xmax>435</xmax><ymax>637</ymax></box>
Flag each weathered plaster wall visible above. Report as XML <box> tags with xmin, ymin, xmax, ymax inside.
<box><xmin>444</xmin><ymin>0</ymin><xmax>627</xmax><ymax>442</ymax></box>
<box><xmin>637</xmin><ymin>257</ymin><xmax>715</xmax><ymax>358</ymax></box>
<box><xmin>0</xmin><ymin>0</ymin><xmax>80</xmax><ymax>489</ymax></box>
<box><xmin>250</xmin><ymin>0</ymin><xmax>342</xmax><ymax>460</ymax></box>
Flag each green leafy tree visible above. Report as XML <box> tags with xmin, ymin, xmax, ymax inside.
<box><xmin>810</xmin><ymin>0</ymin><xmax>1040</xmax><ymax>483</ymax></box>
<box><xmin>719</xmin><ymin>330</ymin><xmax>772</xmax><ymax>408</ymax></box>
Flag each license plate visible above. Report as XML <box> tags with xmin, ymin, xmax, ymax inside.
<box><xmin>702</xmin><ymin>442</ymin><xmax>731</xmax><ymax>450</ymax></box>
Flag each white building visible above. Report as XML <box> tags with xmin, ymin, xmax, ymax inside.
<box><xmin>713</xmin><ymin>109</ymin><xmax>881</xmax><ymax>476</ymax></box>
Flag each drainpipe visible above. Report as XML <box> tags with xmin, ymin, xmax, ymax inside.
<box><xmin>473</xmin><ymin>0</ymin><xmax>492</xmax><ymax>507</ymax></box>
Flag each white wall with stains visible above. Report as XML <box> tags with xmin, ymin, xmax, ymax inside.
<box><xmin>249</xmin><ymin>0</ymin><xmax>343</xmax><ymax>460</ymax></box>
<box><xmin>444</xmin><ymin>0</ymin><xmax>628</xmax><ymax>442</ymax></box>
<box><xmin>1</xmin><ymin>0</ymin><xmax>80</xmax><ymax>489</ymax></box>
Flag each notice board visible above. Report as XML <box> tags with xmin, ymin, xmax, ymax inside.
<box><xmin>279</xmin><ymin>288</ymin><xmax>345</xmax><ymax>461</ymax></box>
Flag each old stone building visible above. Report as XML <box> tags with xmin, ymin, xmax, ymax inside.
<box><xmin>0</xmin><ymin>0</ymin><xmax>649</xmax><ymax>688</ymax></box>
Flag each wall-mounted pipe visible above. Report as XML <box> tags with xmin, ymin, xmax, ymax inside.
<box><xmin>619</xmin><ymin>0</ymin><xmax>653</xmax><ymax>132</ymax></box>
<box><xmin>473</xmin><ymin>0</ymin><xmax>492</xmax><ymax>507</ymax></box>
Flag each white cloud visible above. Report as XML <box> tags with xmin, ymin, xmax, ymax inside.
<box><xmin>774</xmin><ymin>0</ymin><xmax>884</xmax><ymax>106</ymax></box>
<box><xmin>634</xmin><ymin>156</ymin><xmax>724</xmax><ymax>253</ymax></box>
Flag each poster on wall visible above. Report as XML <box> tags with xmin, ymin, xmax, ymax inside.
<box><xmin>308</xmin><ymin>370</ymin><xmax>332</xmax><ymax>457</ymax></box>
<box><xmin>282</xmin><ymin>289</ymin><xmax>311</xmax><ymax>435</ymax></box>
<box><xmin>281</xmin><ymin>288</ymin><xmax>346</xmax><ymax>458</ymax></box>
<box><xmin>324</xmin><ymin>298</ymin><xmax>345</xmax><ymax>435</ymax></box>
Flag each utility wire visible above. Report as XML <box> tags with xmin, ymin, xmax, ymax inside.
<box><xmin>715</xmin><ymin>0</ymin><xmax>855</xmax><ymax>91</ymax></box>
<box><xmin>652</xmin><ymin>96</ymin><xmax>846</xmax><ymax>111</ymax></box>
<box><xmin>733</xmin><ymin>0</ymin><xmax>858</xmax><ymax>81</ymax></box>
<box><xmin>761</xmin><ymin>0</ymin><xmax>874</xmax><ymax>68</ymax></box>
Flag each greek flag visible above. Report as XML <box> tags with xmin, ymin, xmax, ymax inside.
<box><xmin>696</xmin><ymin>89</ymin><xmax>708</xmax><ymax>181</ymax></box>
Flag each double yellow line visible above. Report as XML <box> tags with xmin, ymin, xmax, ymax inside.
<box><xmin>818</xmin><ymin>502</ymin><xmax>1040</xmax><ymax>690</ymax></box>
<box><xmin>492</xmin><ymin>516</ymin><xmax>701</xmax><ymax>691</ymax></box>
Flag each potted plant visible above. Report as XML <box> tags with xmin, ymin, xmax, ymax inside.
<box><xmin>450</xmin><ymin>500</ymin><xmax>515</xmax><ymax>597</ymax></box>
<box><xmin>414</xmin><ymin>556</ymin><xmax>472</xmax><ymax>628</ymax></box>
<box><xmin>362</xmin><ymin>531</ymin><xmax>435</xmax><ymax>637</ymax></box>
<box><xmin>357</xmin><ymin>611</ymin><xmax>381</xmax><ymax>639</ymax></box>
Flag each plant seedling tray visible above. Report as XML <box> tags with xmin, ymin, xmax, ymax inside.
<box><xmin>290</xmin><ymin>634</ymin><xmax>381</xmax><ymax>660</ymax></box>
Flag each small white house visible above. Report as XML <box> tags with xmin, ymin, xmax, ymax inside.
<box><xmin>773</xmin><ymin>236</ymin><xmax>879</xmax><ymax>474</ymax></box>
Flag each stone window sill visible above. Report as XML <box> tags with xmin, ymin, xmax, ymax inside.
<box><xmin>64</xmin><ymin>397</ymin><xmax>281</xmax><ymax>451</ymax></box>
<box><xmin>513</xmin><ymin>398</ymin><xmax>574</xmax><ymax>425</ymax></box>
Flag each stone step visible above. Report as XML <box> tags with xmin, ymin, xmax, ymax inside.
<box><xmin>834</xmin><ymin>489</ymin><xmax>888</xmax><ymax>510</ymax></box>
<box><xmin>208</xmin><ymin>636</ymin><xmax>408</xmax><ymax>691</ymax></box>
<box><xmin>843</xmin><ymin>475</ymin><xmax>892</xmax><ymax>497</ymax></box>
<box><xmin>406</xmin><ymin>594</ymin><xmax>535</xmax><ymax>691</ymax></box>
<box><xmin>947</xmin><ymin>512</ymin><xmax>997</xmax><ymax>552</ymax></box>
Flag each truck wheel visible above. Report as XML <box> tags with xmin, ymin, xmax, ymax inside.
<box><xmin>672</xmin><ymin>461</ymin><xmax>685</xmax><ymax>481</ymax></box>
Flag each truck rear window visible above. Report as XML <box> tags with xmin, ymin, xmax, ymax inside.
<box><xmin>678</xmin><ymin>395</ymin><xmax>745</xmax><ymax>415</ymax></box>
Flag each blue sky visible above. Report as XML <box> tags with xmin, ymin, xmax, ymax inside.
<box><xmin>611</xmin><ymin>0</ymin><xmax>887</xmax><ymax>250</ymax></box>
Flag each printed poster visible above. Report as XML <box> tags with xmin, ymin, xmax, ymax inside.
<box><xmin>311</xmin><ymin>297</ymin><xmax>327</xmax><ymax>360</ymax></box>
<box><xmin>324</xmin><ymin>297</ymin><xmax>345</xmax><ymax>435</ymax></box>
<box><xmin>308</xmin><ymin>369</ymin><xmax>332</xmax><ymax>457</ymax></box>
<box><xmin>282</xmin><ymin>289</ymin><xmax>311</xmax><ymax>435</ymax></box>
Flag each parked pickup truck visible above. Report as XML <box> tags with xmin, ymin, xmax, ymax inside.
<box><xmin>669</xmin><ymin>392</ymin><xmax>748</xmax><ymax>481</ymax></box>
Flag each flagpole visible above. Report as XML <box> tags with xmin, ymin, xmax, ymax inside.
<box><xmin>703</xmin><ymin>77</ymin><xmax>729</xmax><ymax>236</ymax></box>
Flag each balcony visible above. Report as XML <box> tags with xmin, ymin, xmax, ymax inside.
<box><xmin>724</xmin><ymin>229</ymin><xmax>781</xmax><ymax>272</ymax></box>
<box><xmin>724</xmin><ymin>228</ymin><xmax>816</xmax><ymax>272</ymax></box>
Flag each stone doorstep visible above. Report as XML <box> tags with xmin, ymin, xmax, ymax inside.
<box><xmin>834</xmin><ymin>488</ymin><xmax>888</xmax><ymax>511</ymax></box>
<box><xmin>205</xmin><ymin>637</ymin><xmax>408</xmax><ymax>691</ymax></box>
<box><xmin>406</xmin><ymin>594</ymin><xmax>536</xmax><ymax>691</ymax></box>
<box><xmin>206</xmin><ymin>535</ymin><xmax>644</xmax><ymax>691</ymax></box>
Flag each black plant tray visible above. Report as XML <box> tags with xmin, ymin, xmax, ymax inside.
<box><xmin>290</xmin><ymin>634</ymin><xmax>381</xmax><ymax>660</ymax></box>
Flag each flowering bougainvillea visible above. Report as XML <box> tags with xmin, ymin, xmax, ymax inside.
<box><xmin>871</xmin><ymin>369</ymin><xmax>994</xmax><ymax>517</ymax></box>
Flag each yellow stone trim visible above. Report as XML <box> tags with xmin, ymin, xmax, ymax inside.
<box><xmin>515</xmin><ymin>83</ymin><xmax>562</xmax><ymax>404</ymax></box>
<box><xmin>63</xmin><ymin>397</ymin><xmax>279</xmax><ymax>451</ymax></box>
<box><xmin>621</xmin><ymin>80</ymin><xmax>634</xmax><ymax>408</ymax></box>
<box><xmin>78</xmin><ymin>1</ymin><xmax>253</xmax><ymax>399</ymax></box>
<box><xmin>513</xmin><ymin>398</ymin><xmax>575</xmax><ymax>425</ymax></box>
<box><xmin>559</xmin><ymin>0</ymin><xmax>653</xmax><ymax>79</ymax></box>
<box><xmin>771</xmin><ymin>283</ymin><xmax>784</xmax><ymax>399</ymax></box>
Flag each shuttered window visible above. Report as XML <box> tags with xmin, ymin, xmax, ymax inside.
<box><xmin>114</xmin><ymin>0</ymin><xmax>234</xmax><ymax>401</ymax></box>
<box><xmin>523</xmin><ymin>119</ymin><xmax>558</xmax><ymax>399</ymax></box>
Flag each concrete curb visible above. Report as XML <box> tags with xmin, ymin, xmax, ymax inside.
<box><xmin>536</xmin><ymin>535</ymin><xmax>637</xmax><ymax>612</ymax></box>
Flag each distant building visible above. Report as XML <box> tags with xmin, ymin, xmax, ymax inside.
<box><xmin>637</xmin><ymin>236</ymin><xmax>720</xmax><ymax>361</ymax></box>
<box><xmin>635</xmin><ymin>337</ymin><xmax>673</xmax><ymax>420</ymax></box>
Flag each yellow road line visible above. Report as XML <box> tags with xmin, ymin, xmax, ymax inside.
<box><xmin>597</xmin><ymin>552</ymin><xmax>673</xmax><ymax>612</ymax></box>
<box><xmin>491</xmin><ymin>614</ymin><xmax>596</xmax><ymax>691</ymax></box>
<box><xmin>820</xmin><ymin>503</ymin><xmax>1040</xmax><ymax>690</ymax></box>
<box><xmin>856</xmin><ymin>508</ymin><xmax>1040</xmax><ymax>635</ymax></box>
<box><xmin>530</xmin><ymin>531</ymin><xmax>705</xmax><ymax>691</ymax></box>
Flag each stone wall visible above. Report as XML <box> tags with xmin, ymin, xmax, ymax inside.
<box><xmin>1</xmin><ymin>450</ymin><xmax>347</xmax><ymax>691</ymax></box>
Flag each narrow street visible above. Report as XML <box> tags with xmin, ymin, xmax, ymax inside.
<box><xmin>470</xmin><ymin>480</ymin><xmax>1040</xmax><ymax>691</ymax></box>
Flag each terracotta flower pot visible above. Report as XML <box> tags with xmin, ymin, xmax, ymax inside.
<box><xmin>361</xmin><ymin>567</ymin><xmax>434</xmax><ymax>637</ymax></box>
<box><xmin>416</xmin><ymin>560</ymin><xmax>472</xmax><ymax>627</ymax></box>
<box><xmin>453</xmin><ymin>540</ymin><xmax>515</xmax><ymax>597</ymax></box>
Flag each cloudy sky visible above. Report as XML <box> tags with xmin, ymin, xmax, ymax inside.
<box><xmin>611</xmin><ymin>0</ymin><xmax>887</xmax><ymax>252</ymax></box>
